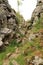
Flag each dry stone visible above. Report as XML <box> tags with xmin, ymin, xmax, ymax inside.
<box><xmin>0</xmin><ymin>0</ymin><xmax>19</xmax><ymax>49</ymax></box>
<box><xmin>25</xmin><ymin>56</ymin><xmax>43</xmax><ymax>65</ymax></box>
<box><xmin>31</xmin><ymin>0</ymin><xmax>43</xmax><ymax>26</ymax></box>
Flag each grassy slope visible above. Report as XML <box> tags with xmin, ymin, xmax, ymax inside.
<box><xmin>0</xmin><ymin>18</ymin><xmax>43</xmax><ymax>65</ymax></box>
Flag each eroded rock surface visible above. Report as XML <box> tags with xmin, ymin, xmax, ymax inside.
<box><xmin>31</xmin><ymin>0</ymin><xmax>43</xmax><ymax>26</ymax></box>
<box><xmin>25</xmin><ymin>56</ymin><xmax>43</xmax><ymax>65</ymax></box>
<box><xmin>0</xmin><ymin>0</ymin><xmax>19</xmax><ymax>49</ymax></box>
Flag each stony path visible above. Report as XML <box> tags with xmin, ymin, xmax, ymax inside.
<box><xmin>3</xmin><ymin>59</ymin><xmax>19</xmax><ymax>65</ymax></box>
<box><xmin>3</xmin><ymin>48</ymin><xmax>20</xmax><ymax>65</ymax></box>
<box><xmin>3</xmin><ymin>59</ymin><xmax>9</xmax><ymax>65</ymax></box>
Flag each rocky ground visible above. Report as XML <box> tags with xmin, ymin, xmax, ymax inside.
<box><xmin>0</xmin><ymin>0</ymin><xmax>43</xmax><ymax>65</ymax></box>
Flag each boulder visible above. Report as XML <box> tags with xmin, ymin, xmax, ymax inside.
<box><xmin>33</xmin><ymin>56</ymin><xmax>43</xmax><ymax>65</ymax></box>
<box><xmin>25</xmin><ymin>56</ymin><xmax>43</xmax><ymax>65</ymax></box>
<box><xmin>0</xmin><ymin>28</ymin><xmax>12</xmax><ymax>34</ymax></box>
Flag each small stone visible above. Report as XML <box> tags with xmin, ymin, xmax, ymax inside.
<box><xmin>12</xmin><ymin>60</ymin><xmax>19</xmax><ymax>65</ymax></box>
<box><xmin>6</xmin><ymin>53</ymin><xmax>12</xmax><ymax>58</ymax></box>
<box><xmin>0</xmin><ymin>40</ymin><xmax>3</xmax><ymax>47</ymax></box>
<box><xmin>4</xmin><ymin>41</ymin><xmax>9</xmax><ymax>45</ymax></box>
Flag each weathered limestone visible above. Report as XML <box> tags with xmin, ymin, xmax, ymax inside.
<box><xmin>0</xmin><ymin>0</ymin><xmax>18</xmax><ymax>49</ymax></box>
<box><xmin>25</xmin><ymin>56</ymin><xmax>43</xmax><ymax>65</ymax></box>
<box><xmin>31</xmin><ymin>0</ymin><xmax>43</xmax><ymax>25</ymax></box>
<box><xmin>0</xmin><ymin>37</ymin><xmax>3</xmax><ymax>47</ymax></box>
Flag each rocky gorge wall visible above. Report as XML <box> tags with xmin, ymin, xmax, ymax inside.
<box><xmin>0</xmin><ymin>0</ymin><xmax>19</xmax><ymax>49</ymax></box>
<box><xmin>31</xmin><ymin>0</ymin><xmax>43</xmax><ymax>25</ymax></box>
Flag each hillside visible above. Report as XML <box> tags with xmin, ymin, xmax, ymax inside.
<box><xmin>0</xmin><ymin>0</ymin><xmax>43</xmax><ymax>65</ymax></box>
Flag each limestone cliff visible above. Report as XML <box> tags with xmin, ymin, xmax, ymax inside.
<box><xmin>31</xmin><ymin>0</ymin><xmax>43</xmax><ymax>25</ymax></box>
<box><xmin>0</xmin><ymin>0</ymin><xmax>19</xmax><ymax>49</ymax></box>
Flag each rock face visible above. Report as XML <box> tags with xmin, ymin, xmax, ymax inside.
<box><xmin>0</xmin><ymin>0</ymin><xmax>19</xmax><ymax>49</ymax></box>
<box><xmin>31</xmin><ymin>0</ymin><xmax>43</xmax><ymax>25</ymax></box>
<box><xmin>25</xmin><ymin>56</ymin><xmax>43</xmax><ymax>65</ymax></box>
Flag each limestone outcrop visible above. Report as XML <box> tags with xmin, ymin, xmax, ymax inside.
<box><xmin>25</xmin><ymin>56</ymin><xmax>43</xmax><ymax>65</ymax></box>
<box><xmin>31</xmin><ymin>0</ymin><xmax>43</xmax><ymax>25</ymax></box>
<box><xmin>0</xmin><ymin>0</ymin><xmax>19</xmax><ymax>49</ymax></box>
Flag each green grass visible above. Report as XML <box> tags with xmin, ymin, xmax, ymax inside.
<box><xmin>9</xmin><ymin>61</ymin><xmax>13</xmax><ymax>65</ymax></box>
<box><xmin>31</xmin><ymin>18</ymin><xmax>43</xmax><ymax>32</ymax></box>
<box><xmin>0</xmin><ymin>39</ymin><xmax>17</xmax><ymax>65</ymax></box>
<box><xmin>0</xmin><ymin>37</ymin><xmax>42</xmax><ymax>65</ymax></box>
<box><xmin>0</xmin><ymin>46</ymin><xmax>16</xmax><ymax>65</ymax></box>
<box><xmin>16</xmin><ymin>54</ymin><xmax>25</xmax><ymax>65</ymax></box>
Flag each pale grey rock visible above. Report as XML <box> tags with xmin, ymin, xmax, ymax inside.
<box><xmin>29</xmin><ymin>33</ymin><xmax>35</xmax><ymax>41</ymax></box>
<box><xmin>0</xmin><ymin>0</ymin><xmax>18</xmax><ymax>49</ymax></box>
<box><xmin>31</xmin><ymin>0</ymin><xmax>43</xmax><ymax>26</ymax></box>
<box><xmin>0</xmin><ymin>37</ymin><xmax>2</xmax><ymax>41</ymax></box>
<box><xmin>0</xmin><ymin>28</ymin><xmax>12</xmax><ymax>34</ymax></box>
<box><xmin>0</xmin><ymin>37</ymin><xmax>3</xmax><ymax>47</ymax></box>
<box><xmin>0</xmin><ymin>40</ymin><xmax>3</xmax><ymax>47</ymax></box>
<box><xmin>4</xmin><ymin>41</ymin><xmax>9</xmax><ymax>45</ymax></box>
<box><xmin>33</xmin><ymin>56</ymin><xmax>43</xmax><ymax>65</ymax></box>
<box><xmin>26</xmin><ymin>56</ymin><xmax>43</xmax><ymax>65</ymax></box>
<box><xmin>37</xmin><ymin>0</ymin><xmax>43</xmax><ymax>3</ymax></box>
